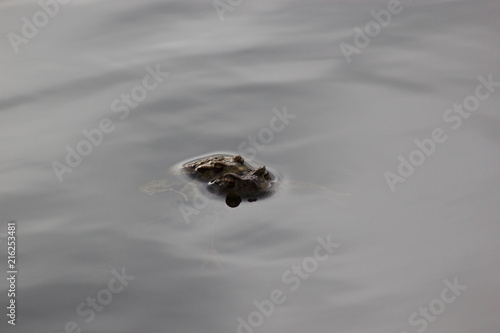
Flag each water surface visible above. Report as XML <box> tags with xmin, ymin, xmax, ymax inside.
<box><xmin>1</xmin><ymin>1</ymin><xmax>499</xmax><ymax>333</ymax></box>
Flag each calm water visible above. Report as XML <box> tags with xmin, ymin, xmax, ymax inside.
<box><xmin>1</xmin><ymin>1</ymin><xmax>499</xmax><ymax>332</ymax></box>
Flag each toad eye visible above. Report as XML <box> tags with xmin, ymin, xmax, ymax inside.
<box><xmin>214</xmin><ymin>163</ymin><xmax>224</xmax><ymax>172</ymax></box>
<box><xmin>224</xmin><ymin>178</ymin><xmax>236</xmax><ymax>188</ymax></box>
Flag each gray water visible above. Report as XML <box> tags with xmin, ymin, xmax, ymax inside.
<box><xmin>1</xmin><ymin>1</ymin><xmax>499</xmax><ymax>332</ymax></box>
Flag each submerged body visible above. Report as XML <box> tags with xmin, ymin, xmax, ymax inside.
<box><xmin>182</xmin><ymin>154</ymin><xmax>276</xmax><ymax>207</ymax></box>
<box><xmin>141</xmin><ymin>153</ymin><xmax>349</xmax><ymax>208</ymax></box>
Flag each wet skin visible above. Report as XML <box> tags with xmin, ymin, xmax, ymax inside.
<box><xmin>207</xmin><ymin>166</ymin><xmax>272</xmax><ymax>196</ymax></box>
<box><xmin>182</xmin><ymin>155</ymin><xmax>251</xmax><ymax>181</ymax></box>
<box><xmin>207</xmin><ymin>166</ymin><xmax>275</xmax><ymax>207</ymax></box>
<box><xmin>181</xmin><ymin>154</ymin><xmax>275</xmax><ymax>207</ymax></box>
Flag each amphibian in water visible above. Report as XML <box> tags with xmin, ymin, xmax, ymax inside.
<box><xmin>207</xmin><ymin>166</ymin><xmax>275</xmax><ymax>207</ymax></box>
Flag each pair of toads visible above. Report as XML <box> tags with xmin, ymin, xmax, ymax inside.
<box><xmin>182</xmin><ymin>154</ymin><xmax>276</xmax><ymax>207</ymax></box>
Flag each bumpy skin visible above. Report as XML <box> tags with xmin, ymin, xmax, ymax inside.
<box><xmin>207</xmin><ymin>166</ymin><xmax>273</xmax><ymax>198</ymax></box>
<box><xmin>180</xmin><ymin>154</ymin><xmax>275</xmax><ymax>207</ymax></box>
<box><xmin>182</xmin><ymin>155</ymin><xmax>251</xmax><ymax>181</ymax></box>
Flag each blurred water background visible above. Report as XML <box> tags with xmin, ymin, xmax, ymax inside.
<box><xmin>1</xmin><ymin>0</ymin><xmax>499</xmax><ymax>332</ymax></box>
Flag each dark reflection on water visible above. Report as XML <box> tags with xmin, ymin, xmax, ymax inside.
<box><xmin>2</xmin><ymin>0</ymin><xmax>500</xmax><ymax>333</ymax></box>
